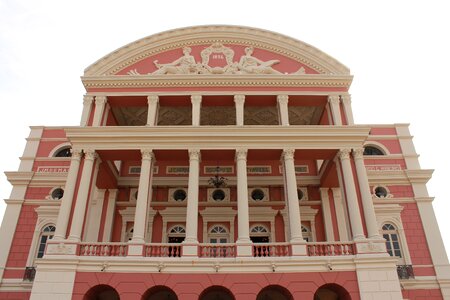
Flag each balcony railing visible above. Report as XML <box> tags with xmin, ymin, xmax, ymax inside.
<box><xmin>253</xmin><ymin>243</ymin><xmax>291</xmax><ymax>257</ymax></box>
<box><xmin>144</xmin><ymin>244</ymin><xmax>182</xmax><ymax>257</ymax></box>
<box><xmin>306</xmin><ymin>242</ymin><xmax>355</xmax><ymax>256</ymax></box>
<box><xmin>78</xmin><ymin>243</ymin><xmax>128</xmax><ymax>257</ymax></box>
<box><xmin>199</xmin><ymin>244</ymin><xmax>236</xmax><ymax>258</ymax></box>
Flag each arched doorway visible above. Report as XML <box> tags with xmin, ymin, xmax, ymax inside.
<box><xmin>142</xmin><ymin>286</ymin><xmax>178</xmax><ymax>300</ymax></box>
<box><xmin>199</xmin><ymin>286</ymin><xmax>235</xmax><ymax>300</ymax></box>
<box><xmin>84</xmin><ymin>284</ymin><xmax>120</xmax><ymax>300</ymax></box>
<box><xmin>256</xmin><ymin>285</ymin><xmax>293</xmax><ymax>300</ymax></box>
<box><xmin>314</xmin><ymin>284</ymin><xmax>351</xmax><ymax>300</ymax></box>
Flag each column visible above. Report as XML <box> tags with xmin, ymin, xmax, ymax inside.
<box><xmin>92</xmin><ymin>96</ymin><xmax>107</xmax><ymax>126</ymax></box>
<box><xmin>68</xmin><ymin>150</ymin><xmax>97</xmax><ymax>242</ymax></box>
<box><xmin>328</xmin><ymin>95</ymin><xmax>342</xmax><ymax>125</ymax></box>
<box><xmin>236</xmin><ymin>149</ymin><xmax>250</xmax><ymax>243</ymax></box>
<box><xmin>320</xmin><ymin>188</ymin><xmax>335</xmax><ymax>241</ymax></box>
<box><xmin>338</xmin><ymin>149</ymin><xmax>365</xmax><ymax>240</ymax></box>
<box><xmin>234</xmin><ymin>94</ymin><xmax>245</xmax><ymax>126</ymax></box>
<box><xmin>147</xmin><ymin>95</ymin><xmax>159</xmax><ymax>126</ymax></box>
<box><xmin>353</xmin><ymin>148</ymin><xmax>381</xmax><ymax>238</ymax></box>
<box><xmin>282</xmin><ymin>149</ymin><xmax>303</xmax><ymax>242</ymax></box>
<box><xmin>277</xmin><ymin>95</ymin><xmax>289</xmax><ymax>126</ymax></box>
<box><xmin>341</xmin><ymin>94</ymin><xmax>354</xmax><ymax>125</ymax></box>
<box><xmin>131</xmin><ymin>149</ymin><xmax>154</xmax><ymax>243</ymax></box>
<box><xmin>102</xmin><ymin>189</ymin><xmax>118</xmax><ymax>242</ymax></box>
<box><xmin>191</xmin><ymin>95</ymin><xmax>202</xmax><ymax>126</ymax></box>
<box><xmin>331</xmin><ymin>187</ymin><xmax>350</xmax><ymax>241</ymax></box>
<box><xmin>80</xmin><ymin>95</ymin><xmax>94</xmax><ymax>126</ymax></box>
<box><xmin>54</xmin><ymin>149</ymin><xmax>82</xmax><ymax>240</ymax></box>
<box><xmin>185</xmin><ymin>149</ymin><xmax>200</xmax><ymax>243</ymax></box>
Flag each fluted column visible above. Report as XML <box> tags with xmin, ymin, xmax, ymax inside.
<box><xmin>54</xmin><ymin>149</ymin><xmax>82</xmax><ymax>240</ymax></box>
<box><xmin>80</xmin><ymin>95</ymin><xmax>94</xmax><ymax>126</ymax></box>
<box><xmin>353</xmin><ymin>148</ymin><xmax>380</xmax><ymax>238</ymax></box>
<box><xmin>185</xmin><ymin>149</ymin><xmax>200</xmax><ymax>243</ymax></box>
<box><xmin>234</xmin><ymin>95</ymin><xmax>245</xmax><ymax>126</ymax></box>
<box><xmin>236</xmin><ymin>149</ymin><xmax>250</xmax><ymax>243</ymax></box>
<box><xmin>328</xmin><ymin>95</ymin><xmax>342</xmax><ymax>125</ymax></box>
<box><xmin>282</xmin><ymin>149</ymin><xmax>303</xmax><ymax>242</ymax></box>
<box><xmin>338</xmin><ymin>149</ymin><xmax>365</xmax><ymax>240</ymax></box>
<box><xmin>146</xmin><ymin>95</ymin><xmax>159</xmax><ymax>126</ymax></box>
<box><xmin>131</xmin><ymin>149</ymin><xmax>154</xmax><ymax>243</ymax></box>
<box><xmin>341</xmin><ymin>94</ymin><xmax>354</xmax><ymax>125</ymax></box>
<box><xmin>277</xmin><ymin>95</ymin><xmax>289</xmax><ymax>126</ymax></box>
<box><xmin>191</xmin><ymin>95</ymin><xmax>202</xmax><ymax>126</ymax></box>
<box><xmin>68</xmin><ymin>150</ymin><xmax>97</xmax><ymax>242</ymax></box>
<box><xmin>92</xmin><ymin>96</ymin><xmax>107</xmax><ymax>126</ymax></box>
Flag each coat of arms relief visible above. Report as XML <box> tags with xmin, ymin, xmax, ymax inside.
<box><xmin>127</xmin><ymin>43</ymin><xmax>306</xmax><ymax>75</ymax></box>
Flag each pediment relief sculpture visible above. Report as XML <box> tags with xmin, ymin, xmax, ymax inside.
<box><xmin>127</xmin><ymin>44</ymin><xmax>306</xmax><ymax>76</ymax></box>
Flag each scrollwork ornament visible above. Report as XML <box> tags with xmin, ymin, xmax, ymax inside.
<box><xmin>147</xmin><ymin>95</ymin><xmax>159</xmax><ymax>105</ymax></box>
<box><xmin>70</xmin><ymin>148</ymin><xmax>83</xmax><ymax>160</ymax></box>
<box><xmin>84</xmin><ymin>149</ymin><xmax>98</xmax><ymax>161</ymax></box>
<box><xmin>189</xmin><ymin>149</ymin><xmax>201</xmax><ymax>161</ymax></box>
<box><xmin>95</xmin><ymin>96</ymin><xmax>107</xmax><ymax>105</ymax></box>
<box><xmin>235</xmin><ymin>148</ymin><xmax>248</xmax><ymax>161</ymax></box>
<box><xmin>83</xmin><ymin>95</ymin><xmax>94</xmax><ymax>106</ymax></box>
<box><xmin>338</xmin><ymin>149</ymin><xmax>351</xmax><ymax>161</ymax></box>
<box><xmin>191</xmin><ymin>95</ymin><xmax>202</xmax><ymax>105</ymax></box>
<box><xmin>277</xmin><ymin>95</ymin><xmax>289</xmax><ymax>105</ymax></box>
<box><xmin>282</xmin><ymin>148</ymin><xmax>295</xmax><ymax>161</ymax></box>
<box><xmin>234</xmin><ymin>94</ymin><xmax>245</xmax><ymax>105</ymax></box>
<box><xmin>141</xmin><ymin>149</ymin><xmax>154</xmax><ymax>160</ymax></box>
<box><xmin>353</xmin><ymin>148</ymin><xmax>365</xmax><ymax>159</ymax></box>
<box><xmin>328</xmin><ymin>95</ymin><xmax>340</xmax><ymax>104</ymax></box>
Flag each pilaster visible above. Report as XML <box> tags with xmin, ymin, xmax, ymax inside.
<box><xmin>340</xmin><ymin>94</ymin><xmax>354</xmax><ymax>125</ymax></box>
<box><xmin>328</xmin><ymin>95</ymin><xmax>342</xmax><ymax>125</ymax></box>
<box><xmin>80</xmin><ymin>95</ymin><xmax>94</xmax><ymax>126</ymax></box>
<box><xmin>147</xmin><ymin>94</ymin><xmax>159</xmax><ymax>126</ymax></box>
<box><xmin>191</xmin><ymin>95</ymin><xmax>202</xmax><ymax>126</ymax></box>
<box><xmin>92</xmin><ymin>96</ymin><xmax>107</xmax><ymax>126</ymax></box>
<box><xmin>234</xmin><ymin>94</ymin><xmax>245</xmax><ymax>126</ymax></box>
<box><xmin>277</xmin><ymin>95</ymin><xmax>289</xmax><ymax>126</ymax></box>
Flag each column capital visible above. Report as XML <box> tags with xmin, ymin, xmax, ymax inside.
<box><xmin>95</xmin><ymin>96</ymin><xmax>107</xmax><ymax>105</ymax></box>
<box><xmin>141</xmin><ymin>149</ymin><xmax>154</xmax><ymax>160</ymax></box>
<box><xmin>328</xmin><ymin>94</ymin><xmax>340</xmax><ymax>104</ymax></box>
<box><xmin>235</xmin><ymin>148</ymin><xmax>248</xmax><ymax>161</ymax></box>
<box><xmin>147</xmin><ymin>94</ymin><xmax>159</xmax><ymax>104</ymax></box>
<box><xmin>277</xmin><ymin>95</ymin><xmax>289</xmax><ymax>105</ymax></box>
<box><xmin>341</xmin><ymin>94</ymin><xmax>352</xmax><ymax>104</ymax></box>
<box><xmin>191</xmin><ymin>94</ymin><xmax>202</xmax><ymax>104</ymax></box>
<box><xmin>353</xmin><ymin>147</ymin><xmax>365</xmax><ymax>159</ymax></box>
<box><xmin>338</xmin><ymin>148</ymin><xmax>351</xmax><ymax>160</ymax></box>
<box><xmin>188</xmin><ymin>149</ymin><xmax>201</xmax><ymax>161</ymax></box>
<box><xmin>84</xmin><ymin>149</ymin><xmax>97</xmax><ymax>161</ymax></box>
<box><xmin>70</xmin><ymin>148</ymin><xmax>83</xmax><ymax>160</ymax></box>
<box><xmin>282</xmin><ymin>148</ymin><xmax>295</xmax><ymax>161</ymax></box>
<box><xmin>234</xmin><ymin>94</ymin><xmax>245</xmax><ymax>104</ymax></box>
<box><xmin>83</xmin><ymin>95</ymin><xmax>94</xmax><ymax>105</ymax></box>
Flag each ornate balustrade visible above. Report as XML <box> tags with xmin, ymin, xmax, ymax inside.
<box><xmin>144</xmin><ymin>243</ymin><xmax>182</xmax><ymax>257</ymax></box>
<box><xmin>306</xmin><ymin>242</ymin><xmax>355</xmax><ymax>256</ymax></box>
<box><xmin>252</xmin><ymin>243</ymin><xmax>291</xmax><ymax>257</ymax></box>
<box><xmin>78</xmin><ymin>243</ymin><xmax>128</xmax><ymax>257</ymax></box>
<box><xmin>199</xmin><ymin>244</ymin><xmax>236</xmax><ymax>258</ymax></box>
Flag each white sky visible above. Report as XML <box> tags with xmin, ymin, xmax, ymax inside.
<box><xmin>1</xmin><ymin>0</ymin><xmax>449</xmax><ymax>257</ymax></box>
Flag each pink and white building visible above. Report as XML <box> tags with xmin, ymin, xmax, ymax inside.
<box><xmin>0</xmin><ymin>25</ymin><xmax>449</xmax><ymax>300</ymax></box>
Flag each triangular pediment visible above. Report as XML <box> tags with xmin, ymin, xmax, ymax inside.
<box><xmin>84</xmin><ymin>25</ymin><xmax>350</xmax><ymax>76</ymax></box>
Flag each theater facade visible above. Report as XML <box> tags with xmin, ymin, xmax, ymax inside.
<box><xmin>0</xmin><ymin>25</ymin><xmax>449</xmax><ymax>300</ymax></box>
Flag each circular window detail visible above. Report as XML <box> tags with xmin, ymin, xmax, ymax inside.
<box><xmin>251</xmin><ymin>189</ymin><xmax>265</xmax><ymax>201</ymax></box>
<box><xmin>375</xmin><ymin>186</ymin><xmax>388</xmax><ymax>198</ymax></box>
<box><xmin>212</xmin><ymin>189</ymin><xmax>226</xmax><ymax>201</ymax></box>
<box><xmin>173</xmin><ymin>189</ymin><xmax>187</xmax><ymax>202</ymax></box>
<box><xmin>51</xmin><ymin>188</ymin><xmax>64</xmax><ymax>200</ymax></box>
<box><xmin>297</xmin><ymin>189</ymin><xmax>304</xmax><ymax>200</ymax></box>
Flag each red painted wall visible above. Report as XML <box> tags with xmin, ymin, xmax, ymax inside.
<box><xmin>72</xmin><ymin>271</ymin><xmax>360</xmax><ymax>300</ymax></box>
<box><xmin>0</xmin><ymin>292</ymin><xmax>31</xmax><ymax>299</ymax></box>
<box><xmin>402</xmin><ymin>289</ymin><xmax>443</xmax><ymax>300</ymax></box>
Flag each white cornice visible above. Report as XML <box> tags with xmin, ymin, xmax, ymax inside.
<box><xmin>83</xmin><ymin>25</ymin><xmax>351</xmax><ymax>76</ymax></box>
<box><xmin>65</xmin><ymin>126</ymin><xmax>370</xmax><ymax>150</ymax></box>
<box><xmin>81</xmin><ymin>74</ymin><xmax>353</xmax><ymax>90</ymax></box>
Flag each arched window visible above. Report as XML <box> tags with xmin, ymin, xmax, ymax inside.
<box><xmin>54</xmin><ymin>147</ymin><xmax>72</xmax><ymax>157</ymax></box>
<box><xmin>314</xmin><ymin>283</ymin><xmax>351</xmax><ymax>300</ymax></box>
<box><xmin>257</xmin><ymin>285</ymin><xmax>293</xmax><ymax>300</ymax></box>
<box><xmin>382</xmin><ymin>223</ymin><xmax>402</xmax><ymax>258</ymax></box>
<box><xmin>84</xmin><ymin>284</ymin><xmax>120</xmax><ymax>300</ymax></box>
<box><xmin>363</xmin><ymin>146</ymin><xmax>384</xmax><ymax>156</ymax></box>
<box><xmin>37</xmin><ymin>225</ymin><xmax>55</xmax><ymax>258</ymax></box>
<box><xmin>250</xmin><ymin>225</ymin><xmax>269</xmax><ymax>243</ymax></box>
<box><xmin>199</xmin><ymin>286</ymin><xmax>235</xmax><ymax>300</ymax></box>
<box><xmin>168</xmin><ymin>225</ymin><xmax>185</xmax><ymax>243</ymax></box>
<box><xmin>209</xmin><ymin>225</ymin><xmax>229</xmax><ymax>243</ymax></box>
<box><xmin>142</xmin><ymin>286</ymin><xmax>178</xmax><ymax>300</ymax></box>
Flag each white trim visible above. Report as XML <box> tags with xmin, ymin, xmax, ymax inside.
<box><xmin>248</xmin><ymin>187</ymin><xmax>270</xmax><ymax>203</ymax></box>
<box><xmin>200</xmin><ymin>207</ymin><xmax>236</xmax><ymax>243</ymax></box>
<box><xmin>48</xmin><ymin>142</ymin><xmax>72</xmax><ymax>158</ymax></box>
<box><xmin>207</xmin><ymin>188</ymin><xmax>230</xmax><ymax>203</ymax></box>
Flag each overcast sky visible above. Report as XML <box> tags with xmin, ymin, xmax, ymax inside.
<box><xmin>1</xmin><ymin>0</ymin><xmax>449</xmax><ymax>256</ymax></box>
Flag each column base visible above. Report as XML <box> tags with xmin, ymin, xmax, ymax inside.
<box><xmin>355</xmin><ymin>238</ymin><xmax>387</xmax><ymax>254</ymax></box>
<box><xmin>182</xmin><ymin>242</ymin><xmax>199</xmax><ymax>257</ymax></box>
<box><xmin>127</xmin><ymin>244</ymin><xmax>144</xmax><ymax>256</ymax></box>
